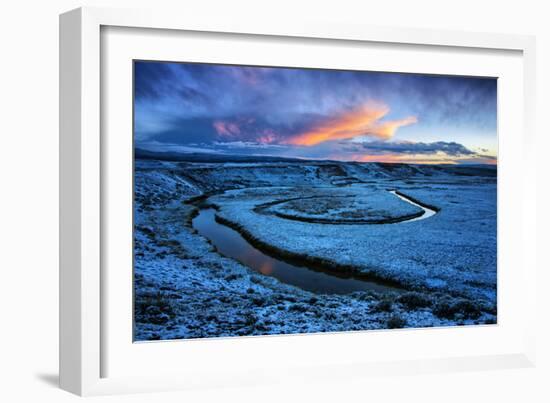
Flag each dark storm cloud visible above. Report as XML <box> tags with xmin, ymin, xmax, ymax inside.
<box><xmin>133</xmin><ymin>61</ymin><xmax>497</xmax><ymax>162</ymax></box>
<box><xmin>351</xmin><ymin>140</ymin><xmax>476</xmax><ymax>156</ymax></box>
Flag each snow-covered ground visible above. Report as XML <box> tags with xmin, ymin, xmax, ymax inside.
<box><xmin>212</xmin><ymin>183</ymin><xmax>496</xmax><ymax>303</ymax></box>
<box><xmin>256</xmin><ymin>186</ymin><xmax>424</xmax><ymax>224</ymax></box>
<box><xmin>134</xmin><ymin>158</ymin><xmax>497</xmax><ymax>341</ymax></box>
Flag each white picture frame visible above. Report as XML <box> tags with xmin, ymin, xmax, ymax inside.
<box><xmin>59</xmin><ymin>6</ymin><xmax>537</xmax><ymax>396</ymax></box>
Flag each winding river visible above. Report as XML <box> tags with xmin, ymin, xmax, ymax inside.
<box><xmin>191</xmin><ymin>191</ymin><xmax>437</xmax><ymax>295</ymax></box>
<box><xmin>389</xmin><ymin>190</ymin><xmax>437</xmax><ymax>222</ymax></box>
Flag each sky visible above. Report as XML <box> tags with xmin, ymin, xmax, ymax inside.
<box><xmin>134</xmin><ymin>61</ymin><xmax>497</xmax><ymax>164</ymax></box>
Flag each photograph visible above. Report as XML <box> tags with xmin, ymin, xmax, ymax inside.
<box><xmin>133</xmin><ymin>60</ymin><xmax>497</xmax><ymax>341</ymax></box>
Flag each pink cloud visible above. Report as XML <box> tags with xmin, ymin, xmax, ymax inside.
<box><xmin>257</xmin><ymin>129</ymin><xmax>278</xmax><ymax>144</ymax></box>
<box><xmin>213</xmin><ymin>121</ymin><xmax>241</xmax><ymax>138</ymax></box>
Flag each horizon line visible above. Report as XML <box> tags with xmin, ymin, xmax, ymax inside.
<box><xmin>134</xmin><ymin>147</ymin><xmax>497</xmax><ymax>166</ymax></box>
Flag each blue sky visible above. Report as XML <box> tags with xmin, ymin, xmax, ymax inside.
<box><xmin>134</xmin><ymin>61</ymin><xmax>497</xmax><ymax>164</ymax></box>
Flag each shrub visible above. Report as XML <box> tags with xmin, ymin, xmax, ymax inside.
<box><xmin>433</xmin><ymin>298</ymin><xmax>481</xmax><ymax>320</ymax></box>
<box><xmin>244</xmin><ymin>313</ymin><xmax>257</xmax><ymax>327</ymax></box>
<box><xmin>289</xmin><ymin>303</ymin><xmax>309</xmax><ymax>312</ymax></box>
<box><xmin>372</xmin><ymin>298</ymin><xmax>393</xmax><ymax>312</ymax></box>
<box><xmin>432</xmin><ymin>299</ymin><xmax>455</xmax><ymax>319</ymax></box>
<box><xmin>452</xmin><ymin>299</ymin><xmax>482</xmax><ymax>319</ymax></box>
<box><xmin>387</xmin><ymin>314</ymin><xmax>407</xmax><ymax>329</ymax></box>
<box><xmin>135</xmin><ymin>290</ymin><xmax>175</xmax><ymax>324</ymax></box>
<box><xmin>252</xmin><ymin>297</ymin><xmax>266</xmax><ymax>307</ymax></box>
<box><xmin>397</xmin><ymin>292</ymin><xmax>432</xmax><ymax>310</ymax></box>
<box><xmin>324</xmin><ymin>312</ymin><xmax>337</xmax><ymax>320</ymax></box>
<box><xmin>250</xmin><ymin>276</ymin><xmax>263</xmax><ymax>284</ymax></box>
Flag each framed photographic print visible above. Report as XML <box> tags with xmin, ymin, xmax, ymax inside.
<box><xmin>133</xmin><ymin>60</ymin><xmax>498</xmax><ymax>341</ymax></box>
<box><xmin>60</xmin><ymin>7</ymin><xmax>537</xmax><ymax>396</ymax></box>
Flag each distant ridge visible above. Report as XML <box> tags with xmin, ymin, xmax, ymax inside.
<box><xmin>134</xmin><ymin>148</ymin><xmax>496</xmax><ymax>177</ymax></box>
<box><xmin>134</xmin><ymin>148</ymin><xmax>308</xmax><ymax>163</ymax></box>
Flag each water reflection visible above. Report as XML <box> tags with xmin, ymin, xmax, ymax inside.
<box><xmin>192</xmin><ymin>208</ymin><xmax>401</xmax><ymax>295</ymax></box>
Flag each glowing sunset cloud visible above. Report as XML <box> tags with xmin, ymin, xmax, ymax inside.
<box><xmin>370</xmin><ymin>116</ymin><xmax>419</xmax><ymax>139</ymax></box>
<box><xmin>135</xmin><ymin>61</ymin><xmax>497</xmax><ymax>164</ymax></box>
<box><xmin>286</xmin><ymin>102</ymin><xmax>417</xmax><ymax>146</ymax></box>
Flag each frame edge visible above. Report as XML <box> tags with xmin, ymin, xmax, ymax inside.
<box><xmin>59</xmin><ymin>5</ymin><xmax>538</xmax><ymax>395</ymax></box>
<box><xmin>59</xmin><ymin>7</ymin><xmax>83</xmax><ymax>396</ymax></box>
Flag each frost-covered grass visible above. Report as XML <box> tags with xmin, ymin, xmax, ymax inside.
<box><xmin>214</xmin><ymin>182</ymin><xmax>496</xmax><ymax>305</ymax></box>
<box><xmin>258</xmin><ymin>186</ymin><xmax>423</xmax><ymax>224</ymax></box>
<box><xmin>133</xmin><ymin>158</ymin><xmax>497</xmax><ymax>341</ymax></box>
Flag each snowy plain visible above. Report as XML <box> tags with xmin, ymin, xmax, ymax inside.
<box><xmin>133</xmin><ymin>155</ymin><xmax>497</xmax><ymax>341</ymax></box>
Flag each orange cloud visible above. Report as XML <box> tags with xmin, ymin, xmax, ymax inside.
<box><xmin>286</xmin><ymin>102</ymin><xmax>417</xmax><ymax>146</ymax></box>
<box><xmin>369</xmin><ymin>116</ymin><xmax>418</xmax><ymax>139</ymax></box>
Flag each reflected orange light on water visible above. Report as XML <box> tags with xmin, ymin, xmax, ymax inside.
<box><xmin>259</xmin><ymin>262</ymin><xmax>274</xmax><ymax>275</ymax></box>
